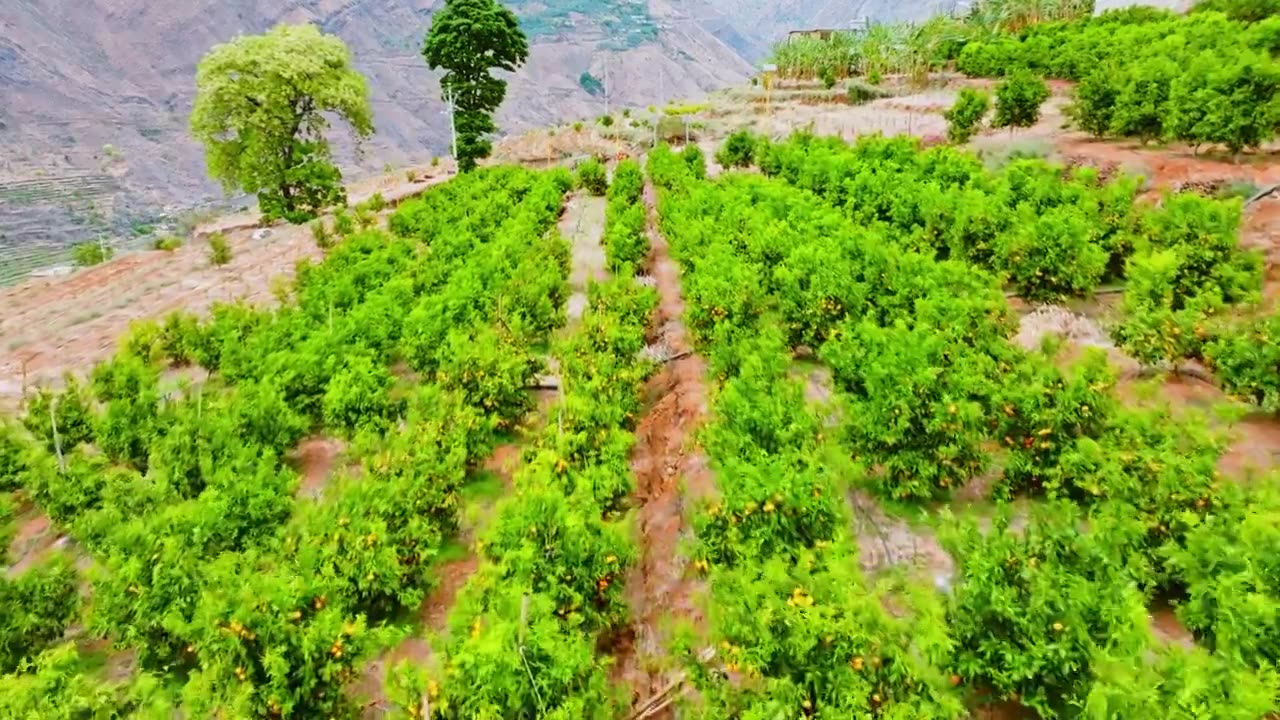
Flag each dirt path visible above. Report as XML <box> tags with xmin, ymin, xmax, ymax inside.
<box><xmin>557</xmin><ymin>191</ymin><xmax>608</xmax><ymax>323</ymax></box>
<box><xmin>615</xmin><ymin>180</ymin><xmax>715</xmax><ymax>717</ymax></box>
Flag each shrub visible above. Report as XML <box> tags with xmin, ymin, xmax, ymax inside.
<box><xmin>71</xmin><ymin>241</ymin><xmax>113</xmax><ymax>267</ymax></box>
<box><xmin>1190</xmin><ymin>0</ymin><xmax>1280</xmax><ymax>22</ymax></box>
<box><xmin>0</xmin><ymin>556</ymin><xmax>82</xmax><ymax>673</ymax></box>
<box><xmin>993</xmin><ymin>205</ymin><xmax>1109</xmax><ymax>300</ymax></box>
<box><xmin>152</xmin><ymin>235</ymin><xmax>182</xmax><ymax>251</ymax></box>
<box><xmin>333</xmin><ymin>208</ymin><xmax>355</xmax><ymax>236</ymax></box>
<box><xmin>656</xmin><ymin>115</ymin><xmax>692</xmax><ymax>144</ymax></box>
<box><xmin>945</xmin><ymin>504</ymin><xmax>1150</xmax><ymax>718</ymax></box>
<box><xmin>944</xmin><ymin>88</ymin><xmax>990</xmax><ymax>143</ymax></box>
<box><xmin>1109</xmin><ymin>56</ymin><xmax>1178</xmax><ymax>143</ymax></box>
<box><xmin>310</xmin><ymin>219</ymin><xmax>333</xmax><ymax>249</ymax></box>
<box><xmin>574</xmin><ymin>158</ymin><xmax>608</xmax><ymax>195</ymax></box>
<box><xmin>680</xmin><ymin>144</ymin><xmax>707</xmax><ymax>180</ymax></box>
<box><xmin>1068</xmin><ymin>67</ymin><xmax>1121</xmax><ymax>137</ymax></box>
<box><xmin>207</xmin><ymin>232</ymin><xmax>231</xmax><ymax>266</ymax></box>
<box><xmin>993</xmin><ymin>69</ymin><xmax>1050</xmax><ymax>129</ymax></box>
<box><xmin>321</xmin><ymin>354</ymin><xmax>401</xmax><ymax>435</ymax></box>
<box><xmin>1205</xmin><ymin>313</ymin><xmax>1280</xmax><ymax>412</ymax></box>
<box><xmin>716</xmin><ymin>130</ymin><xmax>758</xmax><ymax>168</ymax></box>
<box><xmin>1165</xmin><ymin>49</ymin><xmax>1280</xmax><ymax>154</ymax></box>
<box><xmin>820</xmin><ymin>66</ymin><xmax>838</xmax><ymax>89</ymax></box>
<box><xmin>822</xmin><ymin>319</ymin><xmax>995</xmax><ymax>501</ymax></box>
<box><xmin>597</xmin><ymin>114</ymin><xmax>614</xmax><ymax>127</ymax></box>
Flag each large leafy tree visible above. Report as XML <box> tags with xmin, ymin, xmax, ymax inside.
<box><xmin>191</xmin><ymin>24</ymin><xmax>374</xmax><ymax>223</ymax></box>
<box><xmin>423</xmin><ymin>0</ymin><xmax>529</xmax><ymax>171</ymax></box>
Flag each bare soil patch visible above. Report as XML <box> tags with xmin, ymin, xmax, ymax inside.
<box><xmin>849</xmin><ymin>489</ymin><xmax>955</xmax><ymax>593</ymax></box>
<box><xmin>290</xmin><ymin>436</ymin><xmax>346</xmax><ymax>500</ymax></box>
<box><xmin>613</xmin><ymin>181</ymin><xmax>715</xmax><ymax>717</ymax></box>
<box><xmin>5</xmin><ymin>503</ymin><xmax>59</xmax><ymax>578</ymax></box>
<box><xmin>1149</xmin><ymin>598</ymin><xmax>1196</xmax><ymax>649</ymax></box>
<box><xmin>558</xmin><ymin>191</ymin><xmax>609</xmax><ymax>323</ymax></box>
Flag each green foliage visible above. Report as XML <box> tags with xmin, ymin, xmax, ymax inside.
<box><xmin>310</xmin><ymin>218</ymin><xmax>333</xmax><ymax>249</ymax></box>
<box><xmin>1191</xmin><ymin>0</ymin><xmax>1280</xmax><ymax>23</ymax></box>
<box><xmin>360</xmin><ymin>191</ymin><xmax>387</xmax><ymax>213</ymax></box>
<box><xmin>181</xmin><ymin>554</ymin><xmax>378</xmax><ymax>718</ymax></box>
<box><xmin>0</xmin><ymin>643</ymin><xmax>172</xmax><ymax>718</ymax></box>
<box><xmin>0</xmin><ymin>165</ymin><xmax>581</xmax><ymax>713</ymax></box>
<box><xmin>820</xmin><ymin>65</ymin><xmax>838</xmax><ymax>89</ymax></box>
<box><xmin>1166</xmin><ymin>48</ymin><xmax>1280</xmax><ymax>153</ymax></box>
<box><xmin>0</xmin><ymin>555</ymin><xmax>81</xmax><ymax>673</ymax></box>
<box><xmin>423</xmin><ymin>0</ymin><xmax>529</xmax><ymax>171</ymax></box>
<box><xmin>1165</xmin><ymin>487</ymin><xmax>1280</xmax><ymax>669</ymax></box>
<box><xmin>0</xmin><ymin>424</ymin><xmax>26</xmax><ymax>491</ymax></box>
<box><xmin>1205</xmin><ymin>313</ymin><xmax>1280</xmax><ymax>412</ymax></box>
<box><xmin>603</xmin><ymin>159</ymin><xmax>648</xmax><ymax>271</ymax></box>
<box><xmin>480</xmin><ymin>484</ymin><xmax>634</xmax><ymax>631</ymax></box>
<box><xmin>993</xmin><ymin>69</ymin><xmax>1050</xmax><ymax>129</ymax></box>
<box><xmin>332</xmin><ymin>208</ymin><xmax>355</xmax><ymax>236</ymax></box>
<box><xmin>22</xmin><ymin>376</ymin><xmax>94</xmax><ymax>454</ymax></box>
<box><xmin>578</xmin><ymin>71</ymin><xmax>604</xmax><ymax>96</ymax></box>
<box><xmin>945</xmin><ymin>504</ymin><xmax>1151</xmax><ymax>717</ymax></box>
<box><xmin>435</xmin><ymin>324</ymin><xmax>543</xmax><ymax>429</ymax></box>
<box><xmin>1086</xmin><ymin>644</ymin><xmax>1280</xmax><ymax>719</ymax></box>
<box><xmin>824</xmin><ymin>320</ymin><xmax>995</xmax><ymax>500</ymax></box>
<box><xmin>207</xmin><ymin>231</ymin><xmax>231</xmax><ymax>266</ymax></box>
<box><xmin>690</xmin><ymin>550</ymin><xmax>965</xmax><ymax>719</ymax></box>
<box><xmin>1113</xmin><ymin>193</ymin><xmax>1261</xmax><ymax>366</ymax></box>
<box><xmin>321</xmin><ymin>354</ymin><xmax>401</xmax><ymax>434</ymax></box>
<box><xmin>1068</xmin><ymin>66</ymin><xmax>1122</xmax><ymax>137</ymax></box>
<box><xmin>574</xmin><ymin>157</ymin><xmax>608</xmax><ymax>195</ymax></box>
<box><xmin>191</xmin><ymin>24</ymin><xmax>372</xmax><ymax>223</ymax></box>
<box><xmin>1110</xmin><ymin>55</ymin><xmax>1178</xmax><ymax>142</ymax></box>
<box><xmin>715</xmin><ymin>129</ymin><xmax>757</xmax><ymax>169</ymax></box>
<box><xmin>944</xmin><ymin>88</ymin><xmax>990</xmax><ymax>143</ymax></box>
<box><xmin>995</xmin><ymin>347</ymin><xmax>1118</xmax><ymax>499</ymax></box>
<box><xmin>432</xmin><ymin>588</ymin><xmax>618</xmax><ymax>719</ymax></box>
<box><xmin>152</xmin><ymin>235</ymin><xmax>183</xmax><ymax>251</ymax></box>
<box><xmin>71</xmin><ymin>241</ymin><xmax>112</xmax><ymax>267</ymax></box>
<box><xmin>959</xmin><ymin>11</ymin><xmax>1280</xmax><ymax>149</ymax></box>
<box><xmin>759</xmin><ymin>133</ymin><xmax>1139</xmax><ymax>302</ymax></box>
<box><xmin>994</xmin><ymin>204</ymin><xmax>1109</xmax><ymax>299</ymax></box>
<box><xmin>680</xmin><ymin>144</ymin><xmax>707</xmax><ymax>180</ymax></box>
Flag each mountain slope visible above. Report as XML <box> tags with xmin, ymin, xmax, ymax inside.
<box><xmin>0</xmin><ymin>0</ymin><xmax>753</xmax><ymax>243</ymax></box>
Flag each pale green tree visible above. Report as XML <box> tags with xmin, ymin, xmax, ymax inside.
<box><xmin>191</xmin><ymin>24</ymin><xmax>373</xmax><ymax>223</ymax></box>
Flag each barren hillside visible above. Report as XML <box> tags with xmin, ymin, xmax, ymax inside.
<box><xmin>0</xmin><ymin>0</ymin><xmax>758</xmax><ymax>245</ymax></box>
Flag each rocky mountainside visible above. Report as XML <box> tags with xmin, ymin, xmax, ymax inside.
<box><xmin>0</xmin><ymin>0</ymin><xmax>799</xmax><ymax>243</ymax></box>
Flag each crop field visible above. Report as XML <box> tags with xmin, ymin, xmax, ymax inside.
<box><xmin>4</xmin><ymin>4</ymin><xmax>1280</xmax><ymax>719</ymax></box>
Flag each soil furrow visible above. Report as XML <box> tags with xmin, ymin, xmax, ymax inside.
<box><xmin>616</xmin><ymin>179</ymin><xmax>715</xmax><ymax>717</ymax></box>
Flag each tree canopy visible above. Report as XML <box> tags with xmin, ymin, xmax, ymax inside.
<box><xmin>190</xmin><ymin>24</ymin><xmax>374</xmax><ymax>223</ymax></box>
<box><xmin>423</xmin><ymin>0</ymin><xmax>529</xmax><ymax>171</ymax></box>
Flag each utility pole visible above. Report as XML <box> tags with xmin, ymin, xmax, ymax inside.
<box><xmin>444</xmin><ymin>86</ymin><xmax>458</xmax><ymax>161</ymax></box>
<box><xmin>604</xmin><ymin>57</ymin><xmax>610</xmax><ymax>116</ymax></box>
